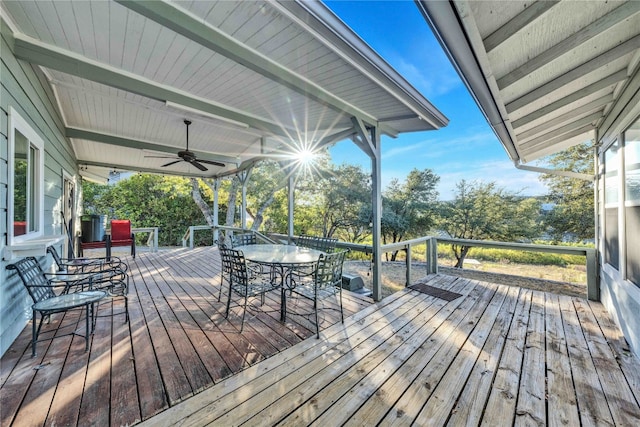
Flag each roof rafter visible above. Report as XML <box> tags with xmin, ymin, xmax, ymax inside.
<box><xmin>115</xmin><ymin>0</ymin><xmax>379</xmax><ymax>127</ymax></box>
<box><xmin>506</xmin><ymin>34</ymin><xmax>640</xmax><ymax>113</ymax></box>
<box><xmin>519</xmin><ymin>111</ymin><xmax>601</xmax><ymax>148</ymax></box>
<box><xmin>483</xmin><ymin>1</ymin><xmax>559</xmax><ymax>53</ymax></box>
<box><xmin>497</xmin><ymin>1</ymin><xmax>640</xmax><ymax>89</ymax></box>
<box><xmin>511</xmin><ymin>68</ymin><xmax>627</xmax><ymax>129</ymax></box>
<box><xmin>10</xmin><ymin>33</ymin><xmax>294</xmax><ymax>138</ymax></box>
<box><xmin>78</xmin><ymin>160</ymin><xmax>211</xmax><ymax>178</ymax></box>
<box><xmin>515</xmin><ymin>94</ymin><xmax>612</xmax><ymax>140</ymax></box>
<box><xmin>66</xmin><ymin>127</ymin><xmax>240</xmax><ymax>165</ymax></box>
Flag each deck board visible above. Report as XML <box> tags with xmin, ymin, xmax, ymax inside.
<box><xmin>2</xmin><ymin>247</ymin><xmax>640</xmax><ymax>426</ymax></box>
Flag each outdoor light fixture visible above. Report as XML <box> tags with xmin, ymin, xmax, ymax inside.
<box><xmin>165</xmin><ymin>101</ymin><xmax>249</xmax><ymax>129</ymax></box>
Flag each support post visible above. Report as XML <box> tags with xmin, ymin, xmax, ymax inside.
<box><xmin>288</xmin><ymin>169</ymin><xmax>295</xmax><ymax>244</ymax></box>
<box><xmin>586</xmin><ymin>248</ymin><xmax>599</xmax><ymax>301</ymax></box>
<box><xmin>351</xmin><ymin>116</ymin><xmax>382</xmax><ymax>301</ymax></box>
<box><xmin>238</xmin><ymin>169</ymin><xmax>252</xmax><ymax>229</ymax></box>
<box><xmin>213</xmin><ymin>178</ymin><xmax>220</xmax><ymax>243</ymax></box>
<box><xmin>427</xmin><ymin>237</ymin><xmax>438</xmax><ymax>274</ymax></box>
<box><xmin>406</xmin><ymin>244</ymin><xmax>412</xmax><ymax>287</ymax></box>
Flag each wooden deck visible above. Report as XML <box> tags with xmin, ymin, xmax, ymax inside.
<box><xmin>2</xmin><ymin>248</ymin><xmax>640</xmax><ymax>426</ymax></box>
<box><xmin>0</xmin><ymin>247</ymin><xmax>372</xmax><ymax>426</ymax></box>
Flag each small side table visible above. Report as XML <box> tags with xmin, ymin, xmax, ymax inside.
<box><xmin>31</xmin><ymin>290</ymin><xmax>107</xmax><ymax>357</ymax></box>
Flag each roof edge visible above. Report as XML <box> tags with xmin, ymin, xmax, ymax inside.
<box><xmin>414</xmin><ymin>0</ymin><xmax>519</xmax><ymax>161</ymax></box>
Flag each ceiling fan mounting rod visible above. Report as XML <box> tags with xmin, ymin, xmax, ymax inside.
<box><xmin>184</xmin><ymin>119</ymin><xmax>191</xmax><ymax>151</ymax></box>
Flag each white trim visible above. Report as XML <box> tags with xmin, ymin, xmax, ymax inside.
<box><xmin>7</xmin><ymin>107</ymin><xmax>45</xmax><ymax>245</ymax></box>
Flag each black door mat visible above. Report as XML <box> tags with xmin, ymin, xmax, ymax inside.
<box><xmin>408</xmin><ymin>283</ymin><xmax>463</xmax><ymax>302</ymax></box>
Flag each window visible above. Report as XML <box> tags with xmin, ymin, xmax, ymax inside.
<box><xmin>8</xmin><ymin>107</ymin><xmax>44</xmax><ymax>243</ymax></box>
<box><xmin>604</xmin><ymin>140</ymin><xmax>620</xmax><ymax>269</ymax></box>
<box><xmin>625</xmin><ymin>120</ymin><xmax>640</xmax><ymax>286</ymax></box>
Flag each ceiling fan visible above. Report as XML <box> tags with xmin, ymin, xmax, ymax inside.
<box><xmin>146</xmin><ymin>120</ymin><xmax>225</xmax><ymax>172</ymax></box>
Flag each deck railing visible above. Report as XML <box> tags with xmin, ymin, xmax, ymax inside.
<box><xmin>184</xmin><ymin>228</ymin><xmax>598</xmax><ymax>300</ymax></box>
<box><xmin>182</xmin><ymin>225</ymin><xmax>276</xmax><ymax>249</ymax></box>
<box><xmin>132</xmin><ymin>227</ymin><xmax>159</xmax><ymax>252</ymax></box>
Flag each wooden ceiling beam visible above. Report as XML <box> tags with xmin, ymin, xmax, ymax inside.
<box><xmin>66</xmin><ymin>127</ymin><xmax>239</xmax><ymax>165</ymax></box>
<box><xmin>497</xmin><ymin>2</ymin><xmax>640</xmax><ymax>89</ymax></box>
<box><xmin>506</xmin><ymin>34</ymin><xmax>640</xmax><ymax>114</ymax></box>
<box><xmin>483</xmin><ymin>1</ymin><xmax>559</xmax><ymax>53</ymax></box>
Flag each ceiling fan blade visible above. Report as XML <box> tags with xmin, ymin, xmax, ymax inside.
<box><xmin>197</xmin><ymin>159</ymin><xmax>226</xmax><ymax>167</ymax></box>
<box><xmin>190</xmin><ymin>160</ymin><xmax>208</xmax><ymax>172</ymax></box>
<box><xmin>146</xmin><ymin>155</ymin><xmax>178</xmax><ymax>159</ymax></box>
<box><xmin>161</xmin><ymin>160</ymin><xmax>182</xmax><ymax>167</ymax></box>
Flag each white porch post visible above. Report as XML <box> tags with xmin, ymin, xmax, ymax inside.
<box><xmin>288</xmin><ymin>172</ymin><xmax>295</xmax><ymax>244</ymax></box>
<box><xmin>352</xmin><ymin>117</ymin><xmax>382</xmax><ymax>301</ymax></box>
<box><xmin>212</xmin><ymin>178</ymin><xmax>220</xmax><ymax>243</ymax></box>
<box><xmin>238</xmin><ymin>169</ymin><xmax>252</xmax><ymax>229</ymax></box>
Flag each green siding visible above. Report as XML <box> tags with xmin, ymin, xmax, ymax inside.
<box><xmin>0</xmin><ymin>19</ymin><xmax>79</xmax><ymax>356</ymax></box>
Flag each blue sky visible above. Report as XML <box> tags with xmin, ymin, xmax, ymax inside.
<box><xmin>324</xmin><ymin>1</ymin><xmax>547</xmax><ymax>200</ymax></box>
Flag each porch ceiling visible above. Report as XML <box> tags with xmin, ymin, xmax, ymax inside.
<box><xmin>417</xmin><ymin>0</ymin><xmax>640</xmax><ymax>163</ymax></box>
<box><xmin>1</xmin><ymin>0</ymin><xmax>448</xmax><ymax>182</ymax></box>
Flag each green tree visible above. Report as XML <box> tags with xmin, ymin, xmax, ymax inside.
<box><xmin>82</xmin><ymin>174</ymin><xmax>209</xmax><ymax>246</ymax></box>
<box><xmin>438</xmin><ymin>180</ymin><xmax>541</xmax><ymax>267</ymax></box>
<box><xmin>297</xmin><ymin>163</ymin><xmax>370</xmax><ymax>239</ymax></box>
<box><xmin>381</xmin><ymin>168</ymin><xmax>440</xmax><ymax>260</ymax></box>
<box><xmin>539</xmin><ymin>142</ymin><xmax>595</xmax><ymax>241</ymax></box>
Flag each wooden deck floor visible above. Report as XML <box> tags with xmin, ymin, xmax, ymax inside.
<box><xmin>0</xmin><ymin>247</ymin><xmax>372</xmax><ymax>426</ymax></box>
<box><xmin>2</xmin><ymin>248</ymin><xmax>640</xmax><ymax>426</ymax></box>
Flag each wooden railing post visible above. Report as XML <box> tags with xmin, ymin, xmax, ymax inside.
<box><xmin>586</xmin><ymin>248</ymin><xmax>599</xmax><ymax>301</ymax></box>
<box><xmin>406</xmin><ymin>244</ymin><xmax>412</xmax><ymax>287</ymax></box>
<box><xmin>426</xmin><ymin>237</ymin><xmax>438</xmax><ymax>274</ymax></box>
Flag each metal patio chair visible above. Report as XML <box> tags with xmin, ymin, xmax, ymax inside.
<box><xmin>6</xmin><ymin>257</ymin><xmax>107</xmax><ymax>357</ymax></box>
<box><xmin>231</xmin><ymin>232</ymin><xmax>257</xmax><ymax>248</ymax></box>
<box><xmin>47</xmin><ymin>245</ymin><xmax>129</xmax><ymax>322</ymax></box>
<box><xmin>220</xmin><ymin>244</ymin><xmax>277</xmax><ymax>332</ymax></box>
<box><xmin>296</xmin><ymin>235</ymin><xmax>338</xmax><ymax>253</ymax></box>
<box><xmin>289</xmin><ymin>250</ymin><xmax>348</xmax><ymax>338</ymax></box>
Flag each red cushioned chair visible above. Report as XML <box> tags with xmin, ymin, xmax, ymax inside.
<box><xmin>109</xmin><ymin>220</ymin><xmax>136</xmax><ymax>259</ymax></box>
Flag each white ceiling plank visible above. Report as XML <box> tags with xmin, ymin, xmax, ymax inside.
<box><xmin>511</xmin><ymin>68</ymin><xmax>627</xmax><ymax>129</ymax></box>
<box><xmin>115</xmin><ymin>0</ymin><xmax>378</xmax><ymax>126</ymax></box>
<box><xmin>11</xmin><ymin>34</ymin><xmax>297</xmax><ymax>137</ymax></box>
<box><xmin>519</xmin><ymin>112</ymin><xmax>602</xmax><ymax>149</ymax></box>
<box><xmin>497</xmin><ymin>1</ymin><xmax>640</xmax><ymax>89</ymax></box>
<box><xmin>66</xmin><ymin>127</ymin><xmax>239</xmax><ymax>165</ymax></box>
<box><xmin>516</xmin><ymin>93</ymin><xmax>613</xmax><ymax>141</ymax></box>
<box><xmin>506</xmin><ymin>34</ymin><xmax>640</xmax><ymax>113</ymax></box>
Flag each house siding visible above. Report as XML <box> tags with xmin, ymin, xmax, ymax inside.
<box><xmin>0</xmin><ymin>21</ymin><xmax>78</xmax><ymax>356</ymax></box>
<box><xmin>597</xmin><ymin>64</ymin><xmax>640</xmax><ymax>357</ymax></box>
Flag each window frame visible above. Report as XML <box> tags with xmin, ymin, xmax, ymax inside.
<box><xmin>623</xmin><ymin>118</ymin><xmax>640</xmax><ymax>286</ymax></box>
<box><xmin>604</xmin><ymin>140</ymin><xmax>621</xmax><ymax>270</ymax></box>
<box><xmin>7</xmin><ymin>107</ymin><xmax>44</xmax><ymax>244</ymax></box>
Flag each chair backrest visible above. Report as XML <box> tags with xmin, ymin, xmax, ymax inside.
<box><xmin>111</xmin><ymin>220</ymin><xmax>132</xmax><ymax>241</ymax></box>
<box><xmin>6</xmin><ymin>257</ymin><xmax>56</xmax><ymax>303</ymax></box>
<box><xmin>297</xmin><ymin>235</ymin><xmax>338</xmax><ymax>253</ymax></box>
<box><xmin>231</xmin><ymin>232</ymin><xmax>257</xmax><ymax>248</ymax></box>
<box><xmin>218</xmin><ymin>244</ymin><xmax>249</xmax><ymax>285</ymax></box>
<box><xmin>314</xmin><ymin>250</ymin><xmax>348</xmax><ymax>290</ymax></box>
<box><xmin>46</xmin><ymin>246</ymin><xmax>65</xmax><ymax>271</ymax></box>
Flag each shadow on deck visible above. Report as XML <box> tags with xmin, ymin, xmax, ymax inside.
<box><xmin>2</xmin><ymin>247</ymin><xmax>639</xmax><ymax>426</ymax></box>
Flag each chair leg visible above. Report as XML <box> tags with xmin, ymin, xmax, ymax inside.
<box><xmin>314</xmin><ymin>297</ymin><xmax>320</xmax><ymax>339</ymax></box>
<box><xmin>32</xmin><ymin>310</ymin><xmax>37</xmax><ymax>357</ymax></box>
<box><xmin>218</xmin><ymin>277</ymin><xmax>223</xmax><ymax>302</ymax></box>
<box><xmin>239</xmin><ymin>293</ymin><xmax>248</xmax><ymax>333</ymax></box>
<box><xmin>124</xmin><ymin>295</ymin><xmax>129</xmax><ymax>323</ymax></box>
<box><xmin>225</xmin><ymin>286</ymin><xmax>233</xmax><ymax>319</ymax></box>
<box><xmin>85</xmin><ymin>303</ymin><xmax>90</xmax><ymax>352</ymax></box>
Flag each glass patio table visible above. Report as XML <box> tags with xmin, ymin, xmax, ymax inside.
<box><xmin>235</xmin><ymin>244</ymin><xmax>324</xmax><ymax>321</ymax></box>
